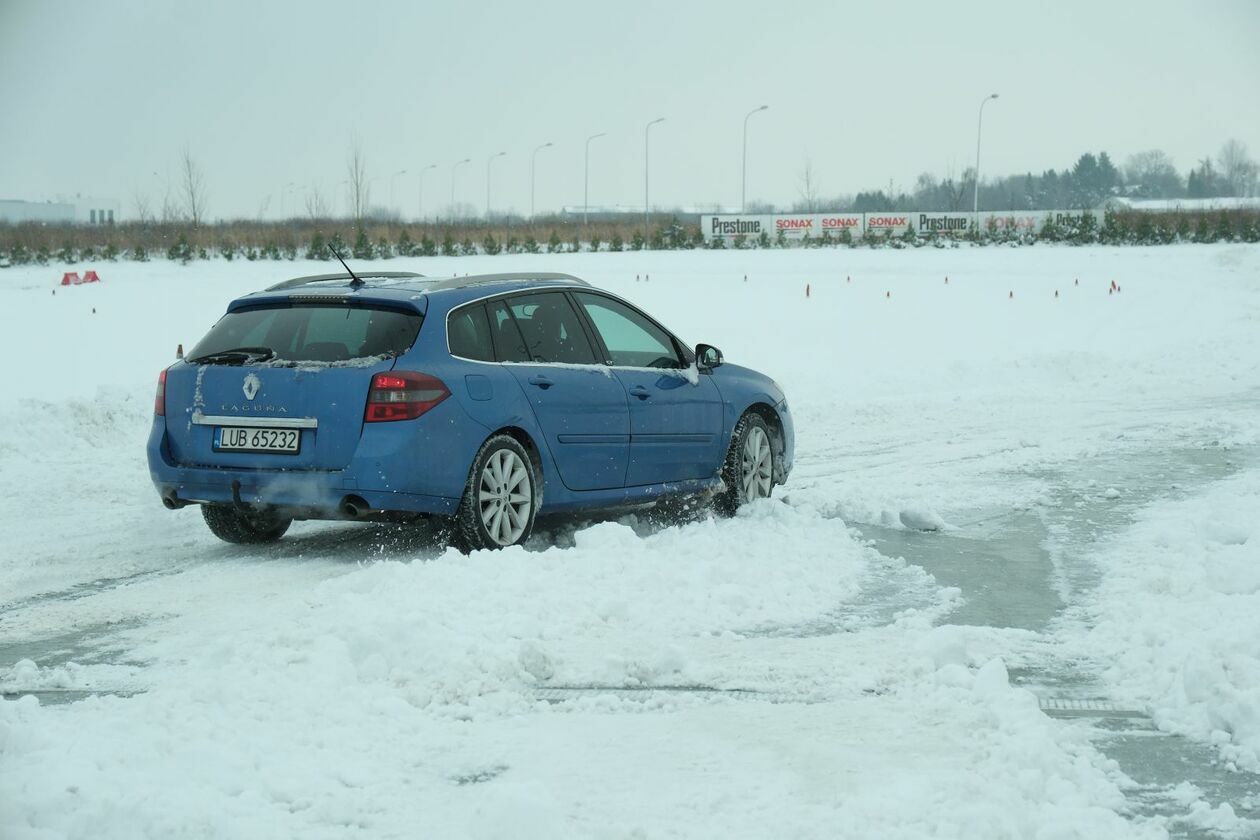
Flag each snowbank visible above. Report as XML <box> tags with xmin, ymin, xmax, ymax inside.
<box><xmin>4</xmin><ymin>244</ymin><xmax>1260</xmax><ymax>837</ymax></box>
<box><xmin>1079</xmin><ymin>467</ymin><xmax>1260</xmax><ymax>772</ymax></box>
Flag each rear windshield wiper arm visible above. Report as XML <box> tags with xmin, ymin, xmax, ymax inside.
<box><xmin>186</xmin><ymin>346</ymin><xmax>276</xmax><ymax>365</ymax></box>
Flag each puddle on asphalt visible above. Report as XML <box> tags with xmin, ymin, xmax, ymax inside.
<box><xmin>859</xmin><ymin>511</ymin><xmax>1061</xmax><ymax>632</ymax></box>
<box><xmin>0</xmin><ymin>618</ymin><xmax>146</xmax><ymax>667</ymax></box>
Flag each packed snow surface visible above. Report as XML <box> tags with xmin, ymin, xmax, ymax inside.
<box><xmin>2</xmin><ymin>244</ymin><xmax>1259</xmax><ymax>838</ymax></box>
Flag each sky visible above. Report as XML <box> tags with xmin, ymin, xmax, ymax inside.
<box><xmin>2</xmin><ymin>0</ymin><xmax>1258</xmax><ymax>221</ymax></box>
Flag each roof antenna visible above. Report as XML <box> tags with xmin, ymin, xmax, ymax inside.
<box><xmin>328</xmin><ymin>243</ymin><xmax>364</xmax><ymax>288</ymax></box>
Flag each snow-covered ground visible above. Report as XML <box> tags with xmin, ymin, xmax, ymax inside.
<box><xmin>1</xmin><ymin>245</ymin><xmax>1258</xmax><ymax>838</ymax></box>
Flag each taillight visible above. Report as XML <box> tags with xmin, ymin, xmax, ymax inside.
<box><xmin>365</xmin><ymin>371</ymin><xmax>449</xmax><ymax>422</ymax></box>
<box><xmin>155</xmin><ymin>368</ymin><xmax>167</xmax><ymax>416</ymax></box>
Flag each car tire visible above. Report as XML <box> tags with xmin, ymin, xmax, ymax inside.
<box><xmin>714</xmin><ymin>412</ymin><xmax>775</xmax><ymax>517</ymax></box>
<box><xmin>201</xmin><ymin>503</ymin><xmax>292</xmax><ymax>544</ymax></box>
<box><xmin>451</xmin><ymin>435</ymin><xmax>539</xmax><ymax>552</ymax></box>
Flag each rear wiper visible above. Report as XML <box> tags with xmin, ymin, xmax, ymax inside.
<box><xmin>187</xmin><ymin>346</ymin><xmax>276</xmax><ymax>365</ymax></box>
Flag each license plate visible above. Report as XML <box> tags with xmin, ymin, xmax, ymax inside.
<box><xmin>214</xmin><ymin>426</ymin><xmax>301</xmax><ymax>454</ymax></box>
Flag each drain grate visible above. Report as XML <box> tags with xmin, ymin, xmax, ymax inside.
<box><xmin>2</xmin><ymin>688</ymin><xmax>141</xmax><ymax>704</ymax></box>
<box><xmin>1038</xmin><ymin>697</ymin><xmax>1148</xmax><ymax>719</ymax></box>
<box><xmin>532</xmin><ymin>685</ymin><xmax>812</xmax><ymax>705</ymax></box>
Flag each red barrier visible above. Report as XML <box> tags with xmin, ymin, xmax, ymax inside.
<box><xmin>61</xmin><ymin>272</ymin><xmax>80</xmax><ymax>286</ymax></box>
<box><xmin>83</xmin><ymin>270</ymin><xmax>100</xmax><ymax>283</ymax></box>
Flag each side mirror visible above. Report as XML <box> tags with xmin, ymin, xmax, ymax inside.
<box><xmin>695</xmin><ymin>343</ymin><xmax>723</xmax><ymax>370</ymax></box>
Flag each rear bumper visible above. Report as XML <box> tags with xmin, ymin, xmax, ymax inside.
<box><xmin>146</xmin><ymin>409</ymin><xmax>474</xmax><ymax>517</ymax></box>
<box><xmin>151</xmin><ymin>472</ymin><xmax>458</xmax><ymax>516</ymax></box>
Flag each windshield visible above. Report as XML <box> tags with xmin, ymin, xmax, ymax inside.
<box><xmin>187</xmin><ymin>304</ymin><xmax>421</xmax><ymax>364</ymax></box>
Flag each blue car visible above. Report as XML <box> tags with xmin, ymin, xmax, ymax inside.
<box><xmin>147</xmin><ymin>271</ymin><xmax>793</xmax><ymax>550</ymax></box>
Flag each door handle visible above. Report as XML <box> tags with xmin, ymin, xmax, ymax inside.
<box><xmin>628</xmin><ymin>385</ymin><xmax>651</xmax><ymax>400</ymax></box>
<box><xmin>527</xmin><ymin>375</ymin><xmax>554</xmax><ymax>389</ymax></box>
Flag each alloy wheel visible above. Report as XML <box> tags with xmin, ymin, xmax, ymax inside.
<box><xmin>478</xmin><ymin>448</ymin><xmax>532</xmax><ymax>546</ymax></box>
<box><xmin>740</xmin><ymin>425</ymin><xmax>773</xmax><ymax>502</ymax></box>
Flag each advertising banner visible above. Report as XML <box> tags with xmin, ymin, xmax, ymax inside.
<box><xmin>700</xmin><ymin>209</ymin><xmax>1105</xmax><ymax>241</ymax></box>
<box><xmin>705</xmin><ymin>215</ymin><xmax>772</xmax><ymax>241</ymax></box>
<box><xmin>915</xmin><ymin>212</ymin><xmax>972</xmax><ymax>236</ymax></box>
<box><xmin>862</xmin><ymin>213</ymin><xmax>911</xmax><ymax>236</ymax></box>
<box><xmin>818</xmin><ymin>214</ymin><xmax>863</xmax><ymax>236</ymax></box>
<box><xmin>771</xmin><ymin>215</ymin><xmax>818</xmax><ymax>240</ymax></box>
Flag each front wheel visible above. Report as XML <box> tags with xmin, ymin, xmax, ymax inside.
<box><xmin>451</xmin><ymin>435</ymin><xmax>539</xmax><ymax>552</ymax></box>
<box><xmin>714</xmin><ymin>412</ymin><xmax>775</xmax><ymax>516</ymax></box>
<box><xmin>202</xmin><ymin>503</ymin><xmax>292</xmax><ymax>544</ymax></box>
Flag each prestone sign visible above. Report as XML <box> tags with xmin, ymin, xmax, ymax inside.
<box><xmin>701</xmin><ymin>210</ymin><xmax>1105</xmax><ymax>242</ymax></box>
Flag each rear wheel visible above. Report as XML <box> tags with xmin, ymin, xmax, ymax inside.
<box><xmin>714</xmin><ymin>412</ymin><xmax>775</xmax><ymax>516</ymax></box>
<box><xmin>202</xmin><ymin>504</ymin><xmax>292</xmax><ymax>544</ymax></box>
<box><xmin>452</xmin><ymin>435</ymin><xmax>539</xmax><ymax>552</ymax></box>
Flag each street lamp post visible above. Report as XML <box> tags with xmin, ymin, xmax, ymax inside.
<box><xmin>417</xmin><ymin>164</ymin><xmax>436</xmax><ymax>220</ymax></box>
<box><xmin>485</xmin><ymin>151</ymin><xmax>506</xmax><ymax>219</ymax></box>
<box><xmin>973</xmin><ymin>93</ymin><xmax>999</xmax><ymax>232</ymax></box>
<box><xmin>644</xmin><ymin>117</ymin><xmax>665</xmax><ymax>241</ymax></box>
<box><xmin>741</xmin><ymin>105</ymin><xmax>768</xmax><ymax>213</ymax></box>
<box><xmin>450</xmin><ymin>158</ymin><xmax>470</xmax><ymax>220</ymax></box>
<box><xmin>584</xmin><ymin>132</ymin><xmax>605</xmax><ymax>225</ymax></box>
<box><xmin>390</xmin><ymin>169</ymin><xmax>407</xmax><ymax>218</ymax></box>
<box><xmin>531</xmin><ymin>142</ymin><xmax>553</xmax><ymax>219</ymax></box>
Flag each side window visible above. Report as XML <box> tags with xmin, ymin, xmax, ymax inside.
<box><xmin>507</xmin><ymin>292</ymin><xmax>597</xmax><ymax>364</ymax></box>
<box><xmin>487</xmin><ymin>299</ymin><xmax>530</xmax><ymax>362</ymax></box>
<box><xmin>574</xmin><ymin>293</ymin><xmax>682</xmax><ymax>369</ymax></box>
<box><xmin>447</xmin><ymin>303</ymin><xmax>495</xmax><ymax>362</ymax></box>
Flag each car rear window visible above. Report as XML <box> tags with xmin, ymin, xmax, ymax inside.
<box><xmin>188</xmin><ymin>304</ymin><xmax>422</xmax><ymax>364</ymax></box>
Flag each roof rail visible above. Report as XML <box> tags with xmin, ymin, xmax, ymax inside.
<box><xmin>423</xmin><ymin>272</ymin><xmax>591</xmax><ymax>291</ymax></box>
<box><xmin>265</xmin><ymin>271</ymin><xmax>424</xmax><ymax>292</ymax></box>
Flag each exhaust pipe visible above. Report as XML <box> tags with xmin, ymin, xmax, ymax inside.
<box><xmin>340</xmin><ymin>496</ymin><xmax>369</xmax><ymax>518</ymax></box>
<box><xmin>161</xmin><ymin>490</ymin><xmax>188</xmax><ymax>510</ymax></box>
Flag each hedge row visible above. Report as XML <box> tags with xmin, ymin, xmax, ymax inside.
<box><xmin>2</xmin><ymin>211</ymin><xmax>1257</xmax><ymax>266</ymax></box>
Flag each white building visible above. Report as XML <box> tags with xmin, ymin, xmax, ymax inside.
<box><xmin>0</xmin><ymin>197</ymin><xmax>119</xmax><ymax>225</ymax></box>
<box><xmin>1102</xmin><ymin>196</ymin><xmax>1260</xmax><ymax>212</ymax></box>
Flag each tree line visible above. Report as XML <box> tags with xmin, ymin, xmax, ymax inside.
<box><xmin>772</xmin><ymin>140</ymin><xmax>1259</xmax><ymax>215</ymax></box>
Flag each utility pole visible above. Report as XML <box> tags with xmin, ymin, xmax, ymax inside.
<box><xmin>584</xmin><ymin>132</ymin><xmax>605</xmax><ymax>225</ymax></box>
<box><xmin>644</xmin><ymin>117</ymin><xmax>665</xmax><ymax>242</ymax></box>
<box><xmin>741</xmin><ymin>105</ymin><xmax>768</xmax><ymax>213</ymax></box>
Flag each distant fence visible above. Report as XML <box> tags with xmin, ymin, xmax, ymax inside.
<box><xmin>701</xmin><ymin>211</ymin><xmax>1105</xmax><ymax>243</ymax></box>
<box><xmin>0</xmin><ymin>208</ymin><xmax>1256</xmax><ymax>267</ymax></box>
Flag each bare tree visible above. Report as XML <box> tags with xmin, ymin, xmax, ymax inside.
<box><xmin>347</xmin><ymin>140</ymin><xmax>369</xmax><ymax>223</ymax></box>
<box><xmin>256</xmin><ymin>195</ymin><xmax>272</xmax><ymax>221</ymax></box>
<box><xmin>160</xmin><ymin>181</ymin><xmax>182</xmax><ymax>223</ymax></box>
<box><xmin>1218</xmin><ymin>139</ymin><xmax>1259</xmax><ymax>197</ymax></box>
<box><xmin>133</xmin><ymin>190</ymin><xmax>153</xmax><ymax>224</ymax></box>
<box><xmin>304</xmin><ymin>185</ymin><xmax>330</xmax><ymax>220</ymax></box>
<box><xmin>1124</xmin><ymin>149</ymin><xmax>1183</xmax><ymax>198</ymax></box>
<box><xmin>180</xmin><ymin>147</ymin><xmax>208</xmax><ymax>225</ymax></box>
<box><xmin>797</xmin><ymin>156</ymin><xmax>819</xmax><ymax>212</ymax></box>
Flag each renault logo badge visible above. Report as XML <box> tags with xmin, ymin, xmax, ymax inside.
<box><xmin>243</xmin><ymin>373</ymin><xmax>261</xmax><ymax>401</ymax></box>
